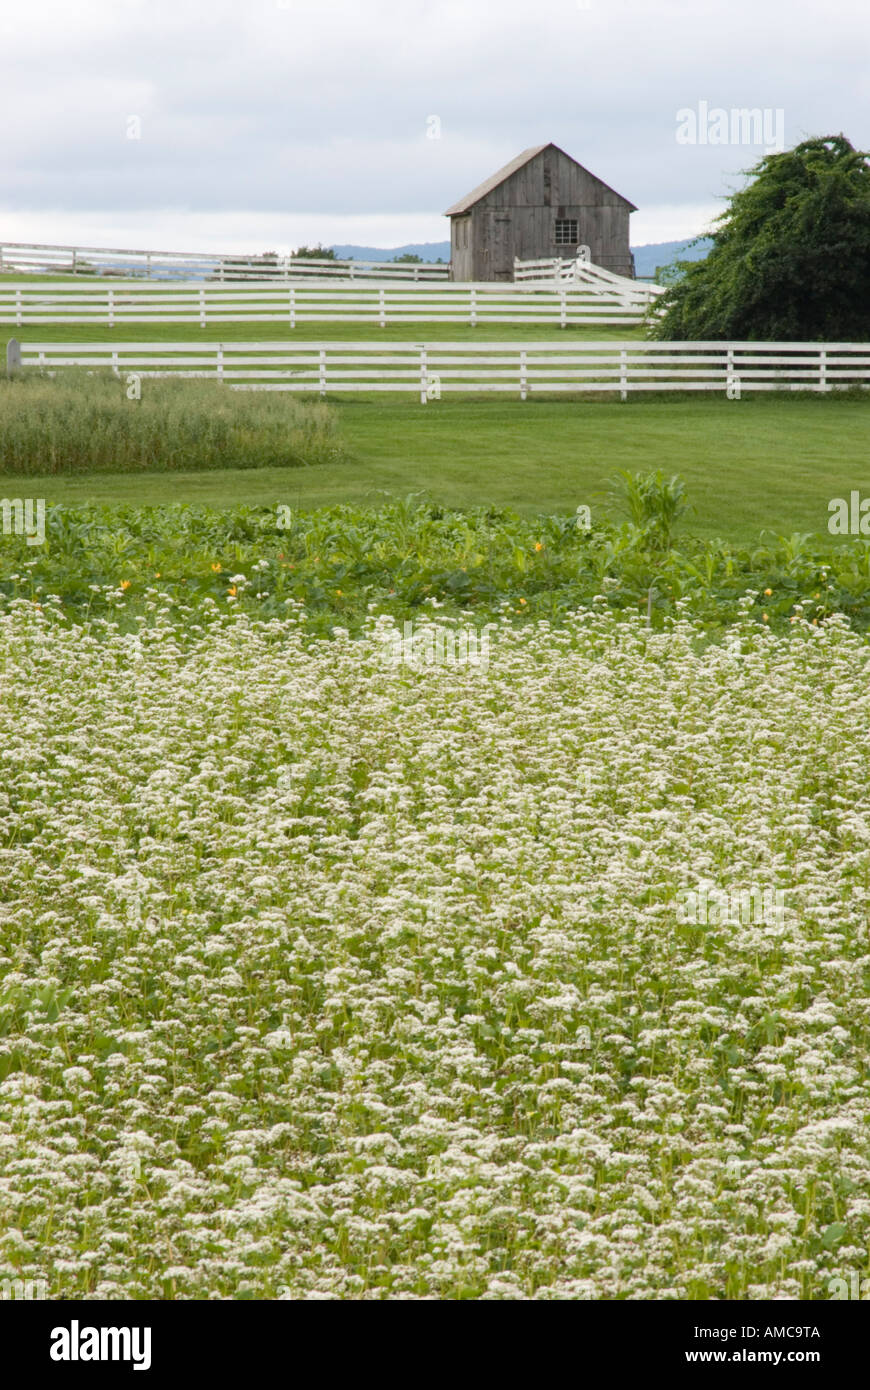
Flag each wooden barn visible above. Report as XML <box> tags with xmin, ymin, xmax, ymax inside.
<box><xmin>445</xmin><ymin>143</ymin><xmax>636</xmax><ymax>282</ymax></box>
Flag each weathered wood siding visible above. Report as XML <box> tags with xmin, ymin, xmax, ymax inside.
<box><xmin>449</xmin><ymin>215</ymin><xmax>474</xmax><ymax>281</ymax></box>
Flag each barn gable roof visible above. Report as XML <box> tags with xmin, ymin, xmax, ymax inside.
<box><xmin>444</xmin><ymin>143</ymin><xmax>637</xmax><ymax>216</ymax></box>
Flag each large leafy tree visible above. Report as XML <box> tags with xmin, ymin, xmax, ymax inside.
<box><xmin>650</xmin><ymin>134</ymin><xmax>870</xmax><ymax>340</ymax></box>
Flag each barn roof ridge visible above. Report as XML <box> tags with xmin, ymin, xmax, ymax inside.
<box><xmin>444</xmin><ymin>142</ymin><xmax>637</xmax><ymax>215</ymax></box>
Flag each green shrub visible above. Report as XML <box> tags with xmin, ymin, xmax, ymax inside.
<box><xmin>0</xmin><ymin>371</ymin><xmax>345</xmax><ymax>474</ymax></box>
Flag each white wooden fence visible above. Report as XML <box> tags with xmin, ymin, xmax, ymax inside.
<box><xmin>9</xmin><ymin>338</ymin><xmax>870</xmax><ymax>402</ymax></box>
<box><xmin>515</xmin><ymin>251</ymin><xmax>593</xmax><ymax>281</ymax></box>
<box><xmin>0</xmin><ymin>279</ymin><xmax>652</xmax><ymax>327</ymax></box>
<box><xmin>514</xmin><ymin>252</ymin><xmax>664</xmax><ymax>303</ymax></box>
<box><xmin>0</xmin><ymin>241</ymin><xmax>449</xmax><ymax>281</ymax></box>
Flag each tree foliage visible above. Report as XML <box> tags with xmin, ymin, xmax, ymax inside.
<box><xmin>649</xmin><ymin>135</ymin><xmax>870</xmax><ymax>340</ymax></box>
<box><xmin>293</xmin><ymin>244</ymin><xmax>338</xmax><ymax>260</ymax></box>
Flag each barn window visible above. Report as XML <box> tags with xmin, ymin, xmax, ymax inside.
<box><xmin>554</xmin><ymin>218</ymin><xmax>579</xmax><ymax>246</ymax></box>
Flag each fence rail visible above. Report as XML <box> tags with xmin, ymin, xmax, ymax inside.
<box><xmin>514</xmin><ymin>252</ymin><xmax>591</xmax><ymax>281</ymax></box>
<box><xmin>0</xmin><ymin>278</ymin><xmax>652</xmax><ymax>327</ymax></box>
<box><xmin>9</xmin><ymin>338</ymin><xmax>869</xmax><ymax>402</ymax></box>
<box><xmin>0</xmin><ymin>241</ymin><xmax>449</xmax><ymax>281</ymax></box>
<box><xmin>514</xmin><ymin>252</ymin><xmax>663</xmax><ymax>303</ymax></box>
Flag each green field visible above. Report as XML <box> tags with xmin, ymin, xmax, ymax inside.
<box><xmin>3</xmin><ymin>280</ymin><xmax>870</xmax><ymax>1305</ymax></box>
<box><xmin>6</xmin><ymin>393</ymin><xmax>869</xmax><ymax>545</ymax></box>
<box><xmin>2</xmin><ymin>601</ymin><xmax>869</xmax><ymax>1300</ymax></box>
<box><xmin>1</xmin><ymin>320</ymin><xmax>644</xmax><ymax>350</ymax></box>
<box><xmin>4</xmin><ymin>308</ymin><xmax>870</xmax><ymax>542</ymax></box>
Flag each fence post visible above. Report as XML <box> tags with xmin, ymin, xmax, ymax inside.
<box><xmin>620</xmin><ymin>348</ymin><xmax>628</xmax><ymax>401</ymax></box>
<box><xmin>520</xmin><ymin>349</ymin><xmax>527</xmax><ymax>402</ymax></box>
<box><xmin>289</xmin><ymin>287</ymin><xmax>296</xmax><ymax>329</ymax></box>
<box><xmin>72</xmin><ymin>248</ymin><xmax>77</xmax><ymax>275</ymax></box>
<box><xmin>146</xmin><ymin>253</ymin><xmax>152</xmax><ymax>279</ymax></box>
<box><xmin>819</xmin><ymin>348</ymin><xmax>827</xmax><ymax>393</ymax></box>
<box><xmin>217</xmin><ymin>346</ymin><xmax>224</xmax><ymax>384</ymax></box>
<box><xmin>560</xmin><ymin>289</ymin><xmax>567</xmax><ymax>329</ymax></box>
<box><xmin>727</xmin><ymin>345</ymin><xmax>734</xmax><ymax>393</ymax></box>
<box><xmin>319</xmin><ymin>348</ymin><xmax>327</xmax><ymax>397</ymax></box>
<box><xmin>6</xmin><ymin>338</ymin><xmax>21</xmax><ymax>375</ymax></box>
<box><xmin>199</xmin><ymin>288</ymin><xmax>206</xmax><ymax>328</ymax></box>
<box><xmin>107</xmin><ymin>288</ymin><xmax>115</xmax><ymax>328</ymax></box>
<box><xmin>15</xmin><ymin>288</ymin><xmax>22</xmax><ymax>328</ymax></box>
<box><xmin>379</xmin><ymin>288</ymin><xmax>386</xmax><ymax>329</ymax></box>
<box><xmin>420</xmin><ymin>348</ymin><xmax>427</xmax><ymax>404</ymax></box>
<box><xmin>470</xmin><ymin>288</ymin><xmax>477</xmax><ymax>327</ymax></box>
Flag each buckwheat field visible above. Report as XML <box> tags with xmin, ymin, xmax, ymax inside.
<box><xmin>1</xmin><ymin>596</ymin><xmax>868</xmax><ymax>1300</ymax></box>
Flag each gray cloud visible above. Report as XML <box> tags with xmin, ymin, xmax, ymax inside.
<box><xmin>1</xmin><ymin>0</ymin><xmax>867</xmax><ymax>242</ymax></box>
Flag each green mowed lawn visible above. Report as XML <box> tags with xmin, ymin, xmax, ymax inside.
<box><xmin>8</xmin><ymin>392</ymin><xmax>870</xmax><ymax>545</ymax></box>
<box><xmin>1</xmin><ymin>320</ymin><xmax>644</xmax><ymax>349</ymax></box>
<box><xmin>3</xmin><ymin>311</ymin><xmax>869</xmax><ymax>544</ymax></box>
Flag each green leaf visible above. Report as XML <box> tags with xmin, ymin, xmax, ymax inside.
<box><xmin>821</xmin><ymin>1223</ymin><xmax>847</xmax><ymax>1249</ymax></box>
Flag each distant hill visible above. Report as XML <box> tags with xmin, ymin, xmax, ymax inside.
<box><xmin>631</xmin><ymin>238</ymin><xmax>712</xmax><ymax>279</ymax></box>
<box><xmin>325</xmin><ymin>237</ymin><xmax>713</xmax><ymax>276</ymax></box>
<box><xmin>330</xmin><ymin>242</ymin><xmax>450</xmax><ymax>263</ymax></box>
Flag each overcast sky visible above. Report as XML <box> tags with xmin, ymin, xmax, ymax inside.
<box><xmin>1</xmin><ymin>0</ymin><xmax>867</xmax><ymax>253</ymax></box>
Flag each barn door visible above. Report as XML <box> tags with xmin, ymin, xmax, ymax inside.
<box><xmin>491</xmin><ymin>214</ymin><xmax>514</xmax><ymax>281</ymax></box>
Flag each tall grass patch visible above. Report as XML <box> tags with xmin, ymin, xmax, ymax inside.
<box><xmin>0</xmin><ymin>370</ymin><xmax>345</xmax><ymax>474</ymax></box>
